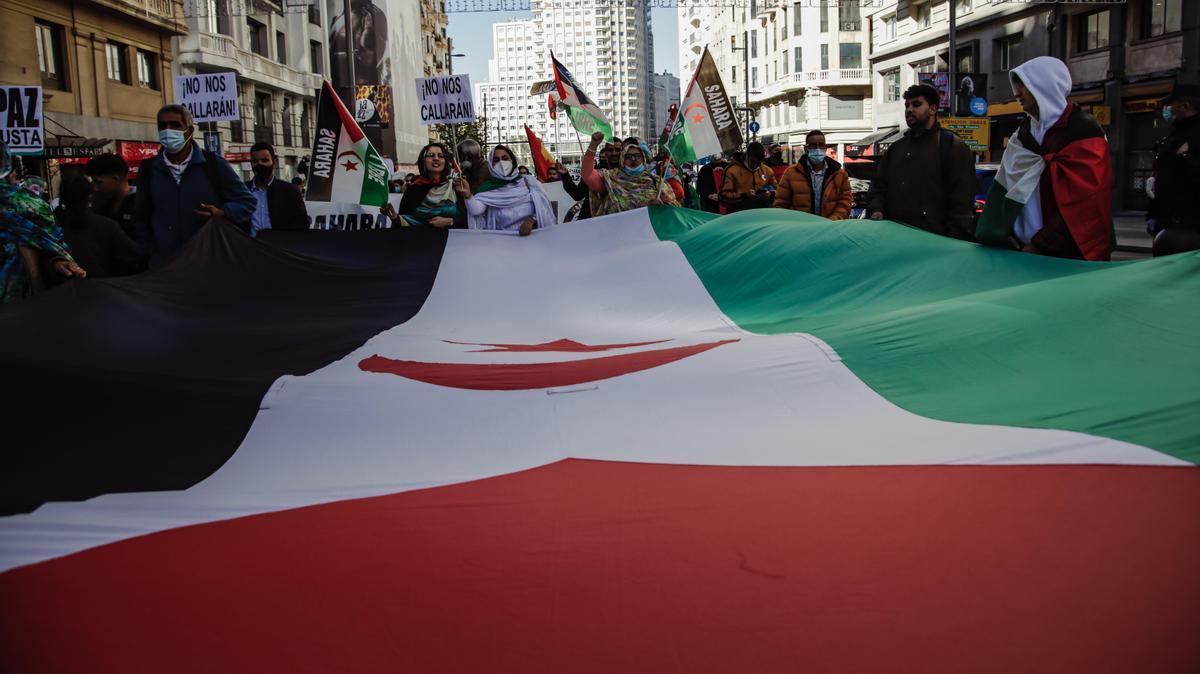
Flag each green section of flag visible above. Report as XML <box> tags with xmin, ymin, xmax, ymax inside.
<box><xmin>360</xmin><ymin>143</ymin><xmax>389</xmax><ymax>207</ymax></box>
<box><xmin>666</xmin><ymin>121</ymin><xmax>698</xmax><ymax>165</ymax></box>
<box><xmin>563</xmin><ymin>103</ymin><xmax>613</xmax><ymax>141</ymax></box>
<box><xmin>648</xmin><ymin>206</ymin><xmax>1200</xmax><ymax>463</ymax></box>
<box><xmin>974</xmin><ymin>179</ymin><xmax>1023</xmax><ymax>249</ymax></box>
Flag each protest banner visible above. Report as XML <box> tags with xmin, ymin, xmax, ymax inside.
<box><xmin>174</xmin><ymin>72</ymin><xmax>239</xmax><ymax>123</ymax></box>
<box><xmin>415</xmin><ymin>74</ymin><xmax>475</xmax><ymax>125</ymax></box>
<box><xmin>0</xmin><ymin>86</ymin><xmax>44</xmax><ymax>155</ymax></box>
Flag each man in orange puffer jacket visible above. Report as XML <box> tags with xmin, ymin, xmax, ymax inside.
<box><xmin>773</xmin><ymin>129</ymin><xmax>853</xmax><ymax>220</ymax></box>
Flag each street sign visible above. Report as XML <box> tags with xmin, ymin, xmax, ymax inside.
<box><xmin>749</xmin><ymin>120</ymin><xmax>760</xmax><ymax>134</ymax></box>
<box><xmin>0</xmin><ymin>86</ymin><xmax>44</xmax><ymax>155</ymax></box>
<box><xmin>174</xmin><ymin>72</ymin><xmax>239</xmax><ymax>123</ymax></box>
<box><xmin>942</xmin><ymin>117</ymin><xmax>990</xmax><ymax>153</ymax></box>
<box><xmin>969</xmin><ymin>97</ymin><xmax>988</xmax><ymax>116</ymax></box>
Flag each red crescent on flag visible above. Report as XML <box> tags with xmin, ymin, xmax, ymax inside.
<box><xmin>684</xmin><ymin>102</ymin><xmax>707</xmax><ymax>123</ymax></box>
<box><xmin>359</xmin><ymin>339</ymin><xmax>740</xmax><ymax>390</ymax></box>
<box><xmin>443</xmin><ymin>338</ymin><xmax>672</xmax><ymax>353</ymax></box>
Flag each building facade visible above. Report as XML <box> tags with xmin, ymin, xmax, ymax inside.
<box><xmin>652</xmin><ymin>70</ymin><xmax>681</xmax><ymax>139</ymax></box>
<box><xmin>176</xmin><ymin>0</ymin><xmax>327</xmax><ymax>182</ymax></box>
<box><xmin>678</xmin><ymin>0</ymin><xmax>873</xmax><ymax>162</ymax></box>
<box><xmin>0</xmin><ymin>0</ymin><xmax>187</xmax><ymax>179</ymax></box>
<box><xmin>865</xmin><ymin>0</ymin><xmax>1197</xmax><ymax>211</ymax></box>
<box><xmin>474</xmin><ymin>0</ymin><xmax>655</xmax><ymax>167</ymax></box>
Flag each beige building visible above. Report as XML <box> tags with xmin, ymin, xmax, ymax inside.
<box><xmin>0</xmin><ymin>0</ymin><xmax>187</xmax><ymax>176</ymax></box>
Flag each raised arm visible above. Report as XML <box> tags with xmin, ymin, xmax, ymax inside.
<box><xmin>581</xmin><ymin>131</ymin><xmax>607</xmax><ymax>193</ymax></box>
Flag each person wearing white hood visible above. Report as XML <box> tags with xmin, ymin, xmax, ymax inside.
<box><xmin>454</xmin><ymin>144</ymin><xmax>557</xmax><ymax>236</ymax></box>
<box><xmin>975</xmin><ymin>56</ymin><xmax>1114</xmax><ymax>260</ymax></box>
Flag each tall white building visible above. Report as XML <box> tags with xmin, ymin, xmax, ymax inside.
<box><xmin>677</xmin><ymin>0</ymin><xmax>873</xmax><ymax>161</ymax></box>
<box><xmin>475</xmin><ymin>0</ymin><xmax>655</xmax><ymax>166</ymax></box>
<box><xmin>652</xmin><ymin>71</ymin><xmax>681</xmax><ymax>137</ymax></box>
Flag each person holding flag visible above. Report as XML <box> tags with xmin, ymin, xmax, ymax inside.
<box><xmin>581</xmin><ymin>132</ymin><xmax>678</xmax><ymax>215</ymax></box>
<box><xmin>380</xmin><ymin>142</ymin><xmax>465</xmax><ymax>229</ymax></box>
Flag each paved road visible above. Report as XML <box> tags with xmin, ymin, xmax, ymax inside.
<box><xmin>1114</xmin><ymin>210</ymin><xmax>1152</xmax><ymax>260</ymax></box>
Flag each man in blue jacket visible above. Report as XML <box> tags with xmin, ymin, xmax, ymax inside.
<box><xmin>132</xmin><ymin>104</ymin><xmax>256</xmax><ymax>267</ymax></box>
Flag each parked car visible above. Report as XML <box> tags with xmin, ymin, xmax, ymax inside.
<box><xmin>844</xmin><ymin>161</ymin><xmax>876</xmax><ymax>219</ymax></box>
<box><xmin>974</xmin><ymin>163</ymin><xmax>1000</xmax><ymax>225</ymax></box>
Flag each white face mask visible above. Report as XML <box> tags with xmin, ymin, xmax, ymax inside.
<box><xmin>494</xmin><ymin>159</ymin><xmax>514</xmax><ymax>176</ymax></box>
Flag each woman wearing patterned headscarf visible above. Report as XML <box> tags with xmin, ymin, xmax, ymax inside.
<box><xmin>580</xmin><ymin>131</ymin><xmax>678</xmax><ymax>215</ymax></box>
<box><xmin>0</xmin><ymin>141</ymin><xmax>87</xmax><ymax>303</ymax></box>
<box><xmin>454</xmin><ymin>144</ymin><xmax>557</xmax><ymax>236</ymax></box>
<box><xmin>382</xmin><ymin>142</ymin><xmax>465</xmax><ymax>228</ymax></box>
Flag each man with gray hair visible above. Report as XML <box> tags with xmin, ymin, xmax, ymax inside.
<box><xmin>131</xmin><ymin>104</ymin><xmax>255</xmax><ymax>267</ymax></box>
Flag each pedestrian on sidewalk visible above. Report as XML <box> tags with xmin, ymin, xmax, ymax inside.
<box><xmin>1146</xmin><ymin>83</ymin><xmax>1200</xmax><ymax>256</ymax></box>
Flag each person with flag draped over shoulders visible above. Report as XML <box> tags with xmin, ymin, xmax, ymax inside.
<box><xmin>381</xmin><ymin>142</ymin><xmax>465</xmax><ymax>229</ymax></box>
<box><xmin>975</xmin><ymin>57</ymin><xmax>1114</xmax><ymax>260</ymax></box>
<box><xmin>582</xmin><ymin>131</ymin><xmax>678</xmax><ymax>215</ymax></box>
<box><xmin>454</xmin><ymin>145</ymin><xmax>556</xmax><ymax>236</ymax></box>
<box><xmin>0</xmin><ymin>141</ymin><xmax>87</xmax><ymax>303</ymax></box>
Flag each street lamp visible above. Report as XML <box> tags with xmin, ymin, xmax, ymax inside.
<box><xmin>730</xmin><ymin>33</ymin><xmax>750</xmax><ymax>144</ymax></box>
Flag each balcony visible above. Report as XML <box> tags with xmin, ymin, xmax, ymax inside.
<box><xmin>752</xmin><ymin>69</ymin><xmax>871</xmax><ymax>101</ymax></box>
<box><xmin>179</xmin><ymin>32</ymin><xmax>322</xmax><ymax>96</ymax></box>
<box><xmin>94</xmin><ymin>0</ymin><xmax>187</xmax><ymax>34</ymax></box>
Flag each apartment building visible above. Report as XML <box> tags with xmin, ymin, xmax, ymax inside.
<box><xmin>0</xmin><ymin>0</ymin><xmax>187</xmax><ymax>178</ymax></box>
<box><xmin>679</xmin><ymin>0</ymin><xmax>873</xmax><ymax>162</ymax></box>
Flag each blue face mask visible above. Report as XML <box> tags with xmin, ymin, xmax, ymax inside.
<box><xmin>1162</xmin><ymin>105</ymin><xmax>1174</xmax><ymax>122</ymax></box>
<box><xmin>159</xmin><ymin>129</ymin><xmax>188</xmax><ymax>154</ymax></box>
<box><xmin>623</xmin><ymin>163</ymin><xmax>645</xmax><ymax>176</ymax></box>
<box><xmin>808</xmin><ymin>149</ymin><xmax>826</xmax><ymax>164</ymax></box>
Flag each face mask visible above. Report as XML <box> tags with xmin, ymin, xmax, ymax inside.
<box><xmin>494</xmin><ymin>159</ymin><xmax>514</xmax><ymax>176</ymax></box>
<box><xmin>159</xmin><ymin>129</ymin><xmax>188</xmax><ymax>154</ymax></box>
<box><xmin>622</xmin><ymin>163</ymin><xmax>646</xmax><ymax>176</ymax></box>
<box><xmin>252</xmin><ymin>164</ymin><xmax>273</xmax><ymax>180</ymax></box>
<box><xmin>1162</xmin><ymin>105</ymin><xmax>1174</xmax><ymax>122</ymax></box>
<box><xmin>808</xmin><ymin>150</ymin><xmax>826</xmax><ymax>164</ymax></box>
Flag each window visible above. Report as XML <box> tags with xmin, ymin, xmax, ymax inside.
<box><xmin>276</xmin><ymin>31</ymin><xmax>287</xmax><ymax>65</ymax></box>
<box><xmin>752</xmin><ymin>67</ymin><xmax>758</xmax><ymax>88</ymax></box>
<box><xmin>956</xmin><ymin>0</ymin><xmax>972</xmax><ymax>15</ymax></box>
<box><xmin>914</xmin><ymin>2</ymin><xmax>931</xmax><ymax>30</ymax></box>
<box><xmin>301</xmin><ymin>102</ymin><xmax>312</xmax><ymax>148</ymax></box>
<box><xmin>1142</xmin><ymin>0</ymin><xmax>1182</xmax><ymax>39</ymax></box>
<box><xmin>883</xmin><ymin>68</ymin><xmax>901</xmax><ymax>102</ymax></box>
<box><xmin>254</xmin><ymin>92</ymin><xmax>274</xmax><ymax>143</ymax></box>
<box><xmin>782</xmin><ymin>53</ymin><xmax>788</xmax><ymax>75</ymax></box>
<box><xmin>106</xmin><ymin>42</ymin><xmax>130</xmax><ymax>84</ymax></box>
<box><xmin>1077</xmin><ymin>10</ymin><xmax>1110</xmax><ymax>52</ymax></box>
<box><xmin>281</xmin><ymin>97</ymin><xmax>293</xmax><ymax>147</ymax></box>
<box><xmin>34</xmin><ymin>20</ymin><xmax>67</xmax><ymax>90</ymax></box>
<box><xmin>997</xmin><ymin>35</ymin><xmax>1023</xmax><ymax>72</ymax></box>
<box><xmin>781</xmin><ymin>15</ymin><xmax>787</xmax><ymax>41</ymax></box>
<box><xmin>820</xmin><ymin>44</ymin><xmax>829</xmax><ymax>71</ymax></box>
<box><xmin>310</xmin><ymin>40</ymin><xmax>323</xmax><ymax>75</ymax></box>
<box><xmin>956</xmin><ymin>47</ymin><xmax>973</xmax><ymax>73</ymax></box>
<box><xmin>820</xmin><ymin>1</ymin><xmax>829</xmax><ymax>32</ymax></box>
<box><xmin>136</xmin><ymin>50</ymin><xmax>157</xmax><ymax>89</ymax></box>
<box><xmin>793</xmin><ymin>2</ymin><xmax>802</xmax><ymax>35</ymax></box>
<box><xmin>204</xmin><ymin>0</ymin><xmax>232</xmax><ymax>36</ymax></box>
<box><xmin>839</xmin><ymin>1</ymin><xmax>860</xmax><ymax>32</ymax></box>
<box><xmin>839</xmin><ymin>43</ymin><xmax>861</xmax><ymax>69</ymax></box>
<box><xmin>912</xmin><ymin>58</ymin><xmax>936</xmax><ymax>76</ymax></box>
<box><xmin>828</xmin><ymin>94</ymin><xmax>863</xmax><ymax>120</ymax></box>
<box><xmin>751</xmin><ymin>29</ymin><xmax>757</xmax><ymax>58</ymax></box>
<box><xmin>882</xmin><ymin>14</ymin><xmax>897</xmax><ymax>41</ymax></box>
<box><xmin>794</xmin><ymin>46</ymin><xmax>802</xmax><ymax>73</ymax></box>
<box><xmin>248</xmin><ymin>19</ymin><xmax>267</xmax><ymax>57</ymax></box>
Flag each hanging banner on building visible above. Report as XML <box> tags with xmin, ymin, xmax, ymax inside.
<box><xmin>415</xmin><ymin>74</ymin><xmax>475</xmax><ymax>125</ymax></box>
<box><xmin>0</xmin><ymin>86</ymin><xmax>44</xmax><ymax>155</ymax></box>
<box><xmin>354</xmin><ymin>85</ymin><xmax>391</xmax><ymax>128</ymax></box>
<box><xmin>942</xmin><ymin>117</ymin><xmax>990</xmax><ymax>153</ymax></box>
<box><xmin>952</xmin><ymin>74</ymin><xmax>988</xmax><ymax>117</ymax></box>
<box><xmin>917</xmin><ymin>73</ymin><xmax>950</xmax><ymax>112</ymax></box>
<box><xmin>174</xmin><ymin>72</ymin><xmax>239</xmax><ymax>123</ymax></box>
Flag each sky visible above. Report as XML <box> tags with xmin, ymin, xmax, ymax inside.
<box><xmin>446</xmin><ymin>7</ymin><xmax>680</xmax><ymax>88</ymax></box>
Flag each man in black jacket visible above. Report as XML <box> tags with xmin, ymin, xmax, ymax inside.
<box><xmin>1148</xmin><ymin>83</ymin><xmax>1200</xmax><ymax>255</ymax></box>
<box><xmin>246</xmin><ymin>141</ymin><xmax>310</xmax><ymax>235</ymax></box>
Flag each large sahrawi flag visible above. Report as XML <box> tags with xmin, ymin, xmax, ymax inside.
<box><xmin>667</xmin><ymin>47</ymin><xmax>743</xmax><ymax>163</ymax></box>
<box><xmin>305</xmin><ymin>79</ymin><xmax>389</xmax><ymax>206</ymax></box>
<box><xmin>1</xmin><ymin>209</ymin><xmax>1198</xmax><ymax>671</ymax></box>
<box><xmin>551</xmin><ymin>52</ymin><xmax>613</xmax><ymax>140</ymax></box>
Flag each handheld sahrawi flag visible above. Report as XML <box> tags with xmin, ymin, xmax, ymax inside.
<box><xmin>667</xmin><ymin>47</ymin><xmax>743</xmax><ymax>163</ymax></box>
<box><xmin>305</xmin><ymin>80</ymin><xmax>389</xmax><ymax>206</ymax></box>
<box><xmin>550</xmin><ymin>52</ymin><xmax>613</xmax><ymax>140</ymax></box>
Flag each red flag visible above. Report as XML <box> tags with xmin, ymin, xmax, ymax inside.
<box><xmin>548</xmin><ymin>94</ymin><xmax>558</xmax><ymax>120</ymax></box>
<box><xmin>524</xmin><ymin>124</ymin><xmax>555</xmax><ymax>182</ymax></box>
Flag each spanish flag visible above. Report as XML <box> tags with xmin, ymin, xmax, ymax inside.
<box><xmin>524</xmin><ymin>123</ymin><xmax>555</xmax><ymax>182</ymax></box>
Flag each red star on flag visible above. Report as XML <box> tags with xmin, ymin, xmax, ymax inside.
<box><xmin>341</xmin><ymin>160</ymin><xmax>359</xmax><ymax>172</ymax></box>
<box><xmin>691</xmin><ymin>112</ymin><xmax>705</xmax><ymax>123</ymax></box>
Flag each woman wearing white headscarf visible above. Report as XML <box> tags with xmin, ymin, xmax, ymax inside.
<box><xmin>454</xmin><ymin>144</ymin><xmax>556</xmax><ymax>236</ymax></box>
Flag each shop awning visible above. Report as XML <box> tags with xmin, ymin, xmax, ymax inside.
<box><xmin>846</xmin><ymin>127</ymin><xmax>901</xmax><ymax>157</ymax></box>
<box><xmin>987</xmin><ymin>100</ymin><xmax>1023</xmax><ymax>116</ymax></box>
<box><xmin>43</xmin><ymin>136</ymin><xmax>112</xmax><ymax>159</ymax></box>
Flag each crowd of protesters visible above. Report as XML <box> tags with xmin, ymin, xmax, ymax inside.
<box><xmin>3</xmin><ymin>56</ymin><xmax>1198</xmax><ymax>305</ymax></box>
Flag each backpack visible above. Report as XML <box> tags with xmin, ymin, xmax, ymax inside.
<box><xmin>137</xmin><ymin>149</ymin><xmax>250</xmax><ymax>231</ymax></box>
